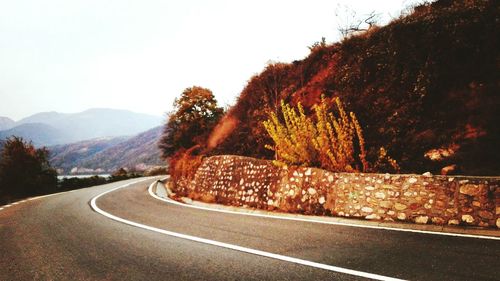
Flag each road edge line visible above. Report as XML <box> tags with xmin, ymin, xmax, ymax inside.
<box><xmin>149</xmin><ymin>180</ymin><xmax>500</xmax><ymax>241</ymax></box>
<box><xmin>91</xmin><ymin>179</ymin><xmax>406</xmax><ymax>281</ymax></box>
<box><xmin>0</xmin><ymin>187</ymin><xmax>84</xmax><ymax>211</ymax></box>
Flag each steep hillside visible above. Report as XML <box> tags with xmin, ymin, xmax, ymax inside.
<box><xmin>0</xmin><ymin>123</ymin><xmax>69</xmax><ymax>146</ymax></box>
<box><xmin>208</xmin><ymin>0</ymin><xmax>499</xmax><ymax>175</ymax></box>
<box><xmin>0</xmin><ymin>117</ymin><xmax>15</xmax><ymax>131</ymax></box>
<box><xmin>49</xmin><ymin>126</ymin><xmax>163</xmax><ymax>174</ymax></box>
<box><xmin>49</xmin><ymin>136</ymin><xmax>128</xmax><ymax>172</ymax></box>
<box><xmin>80</xmin><ymin>126</ymin><xmax>163</xmax><ymax>172</ymax></box>
<box><xmin>13</xmin><ymin>108</ymin><xmax>162</xmax><ymax>144</ymax></box>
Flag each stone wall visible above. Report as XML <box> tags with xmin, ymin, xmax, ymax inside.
<box><xmin>172</xmin><ymin>155</ymin><xmax>500</xmax><ymax>228</ymax></box>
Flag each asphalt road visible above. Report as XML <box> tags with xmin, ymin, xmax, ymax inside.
<box><xmin>1</xmin><ymin>177</ymin><xmax>499</xmax><ymax>281</ymax></box>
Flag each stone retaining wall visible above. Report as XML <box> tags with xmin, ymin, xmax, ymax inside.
<box><xmin>172</xmin><ymin>155</ymin><xmax>500</xmax><ymax>228</ymax></box>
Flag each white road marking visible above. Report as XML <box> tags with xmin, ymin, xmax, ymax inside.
<box><xmin>0</xmin><ymin>189</ymin><xmax>76</xmax><ymax>210</ymax></box>
<box><xmin>0</xmin><ymin>191</ymin><xmax>74</xmax><ymax>211</ymax></box>
<box><xmin>149</xmin><ymin>180</ymin><xmax>500</xmax><ymax>241</ymax></box>
<box><xmin>0</xmin><ymin>177</ymin><xmax>156</xmax><ymax>211</ymax></box>
<box><xmin>91</xmin><ymin>179</ymin><xmax>406</xmax><ymax>281</ymax></box>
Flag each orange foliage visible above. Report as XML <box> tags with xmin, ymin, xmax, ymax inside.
<box><xmin>204</xmin><ymin>0</ymin><xmax>500</xmax><ymax>175</ymax></box>
<box><xmin>207</xmin><ymin>114</ymin><xmax>239</xmax><ymax>149</ymax></box>
<box><xmin>169</xmin><ymin>145</ymin><xmax>203</xmax><ymax>184</ymax></box>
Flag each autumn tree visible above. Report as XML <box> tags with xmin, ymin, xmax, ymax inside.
<box><xmin>261</xmin><ymin>62</ymin><xmax>290</xmax><ymax>115</ymax></box>
<box><xmin>159</xmin><ymin>86</ymin><xmax>224</xmax><ymax>159</ymax></box>
<box><xmin>0</xmin><ymin>136</ymin><xmax>57</xmax><ymax>202</ymax></box>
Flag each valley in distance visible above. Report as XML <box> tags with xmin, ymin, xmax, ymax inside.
<box><xmin>0</xmin><ymin>108</ymin><xmax>166</xmax><ymax>175</ymax></box>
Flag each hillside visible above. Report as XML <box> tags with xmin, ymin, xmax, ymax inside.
<box><xmin>0</xmin><ymin>123</ymin><xmax>69</xmax><ymax>146</ymax></box>
<box><xmin>207</xmin><ymin>0</ymin><xmax>499</xmax><ymax>175</ymax></box>
<box><xmin>80</xmin><ymin>126</ymin><xmax>163</xmax><ymax>172</ymax></box>
<box><xmin>0</xmin><ymin>117</ymin><xmax>15</xmax><ymax>131</ymax></box>
<box><xmin>48</xmin><ymin>136</ymin><xmax>128</xmax><ymax>173</ymax></box>
<box><xmin>49</xmin><ymin>126</ymin><xmax>163</xmax><ymax>174</ymax></box>
<box><xmin>1</xmin><ymin>108</ymin><xmax>163</xmax><ymax>146</ymax></box>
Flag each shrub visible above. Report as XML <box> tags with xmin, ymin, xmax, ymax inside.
<box><xmin>263</xmin><ymin>96</ymin><xmax>399</xmax><ymax>173</ymax></box>
<box><xmin>143</xmin><ymin>166</ymin><xmax>168</xmax><ymax>176</ymax></box>
<box><xmin>263</xmin><ymin>96</ymin><xmax>368</xmax><ymax>172</ymax></box>
<box><xmin>58</xmin><ymin>176</ymin><xmax>108</xmax><ymax>191</ymax></box>
<box><xmin>169</xmin><ymin>146</ymin><xmax>203</xmax><ymax>184</ymax></box>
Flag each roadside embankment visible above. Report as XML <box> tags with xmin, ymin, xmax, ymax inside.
<box><xmin>171</xmin><ymin>155</ymin><xmax>500</xmax><ymax>228</ymax></box>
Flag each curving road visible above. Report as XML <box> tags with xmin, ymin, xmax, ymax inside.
<box><xmin>1</xmin><ymin>177</ymin><xmax>499</xmax><ymax>281</ymax></box>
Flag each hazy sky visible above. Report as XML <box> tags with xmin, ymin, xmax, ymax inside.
<box><xmin>0</xmin><ymin>0</ymin><xmax>421</xmax><ymax>120</ymax></box>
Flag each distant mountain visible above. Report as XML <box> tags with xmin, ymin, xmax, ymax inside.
<box><xmin>0</xmin><ymin>123</ymin><xmax>69</xmax><ymax>146</ymax></box>
<box><xmin>16</xmin><ymin>111</ymin><xmax>69</xmax><ymax>126</ymax></box>
<box><xmin>48</xmin><ymin>126</ymin><xmax>164</xmax><ymax>174</ymax></box>
<box><xmin>1</xmin><ymin>108</ymin><xmax>163</xmax><ymax>146</ymax></box>
<box><xmin>0</xmin><ymin>117</ymin><xmax>15</xmax><ymax>131</ymax></box>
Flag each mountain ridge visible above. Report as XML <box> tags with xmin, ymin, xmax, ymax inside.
<box><xmin>0</xmin><ymin>123</ymin><xmax>69</xmax><ymax>146</ymax></box>
<box><xmin>0</xmin><ymin>117</ymin><xmax>15</xmax><ymax>131</ymax></box>
<box><xmin>49</xmin><ymin>126</ymin><xmax>164</xmax><ymax>174</ymax></box>
<box><xmin>0</xmin><ymin>108</ymin><xmax>163</xmax><ymax>146</ymax></box>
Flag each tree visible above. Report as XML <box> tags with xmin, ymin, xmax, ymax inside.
<box><xmin>111</xmin><ymin>167</ymin><xmax>128</xmax><ymax>179</ymax></box>
<box><xmin>308</xmin><ymin>37</ymin><xmax>327</xmax><ymax>52</ymax></box>
<box><xmin>259</xmin><ymin>62</ymin><xmax>290</xmax><ymax>115</ymax></box>
<box><xmin>335</xmin><ymin>5</ymin><xmax>380</xmax><ymax>38</ymax></box>
<box><xmin>159</xmin><ymin>86</ymin><xmax>224</xmax><ymax>159</ymax></box>
<box><xmin>0</xmin><ymin>136</ymin><xmax>57</xmax><ymax>201</ymax></box>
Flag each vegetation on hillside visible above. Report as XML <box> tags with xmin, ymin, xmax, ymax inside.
<box><xmin>205</xmin><ymin>0</ymin><xmax>499</xmax><ymax>175</ymax></box>
<box><xmin>49</xmin><ymin>136</ymin><xmax>127</xmax><ymax>173</ymax></box>
<box><xmin>263</xmin><ymin>97</ymin><xmax>369</xmax><ymax>172</ymax></box>
<box><xmin>49</xmin><ymin>126</ymin><xmax>163</xmax><ymax>174</ymax></box>
<box><xmin>57</xmin><ymin>169</ymin><xmax>142</xmax><ymax>192</ymax></box>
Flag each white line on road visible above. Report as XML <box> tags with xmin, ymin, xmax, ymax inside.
<box><xmin>0</xmin><ymin>190</ymin><xmax>76</xmax><ymax>211</ymax></box>
<box><xmin>91</xmin><ymin>179</ymin><xmax>406</xmax><ymax>281</ymax></box>
<box><xmin>0</xmin><ymin>178</ymin><xmax>155</xmax><ymax>211</ymax></box>
<box><xmin>149</xmin><ymin>180</ymin><xmax>500</xmax><ymax>241</ymax></box>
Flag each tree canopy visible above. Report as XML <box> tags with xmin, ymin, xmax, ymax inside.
<box><xmin>0</xmin><ymin>136</ymin><xmax>57</xmax><ymax>202</ymax></box>
<box><xmin>159</xmin><ymin>86</ymin><xmax>224</xmax><ymax>159</ymax></box>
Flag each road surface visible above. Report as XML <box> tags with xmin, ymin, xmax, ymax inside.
<box><xmin>1</xmin><ymin>177</ymin><xmax>499</xmax><ymax>280</ymax></box>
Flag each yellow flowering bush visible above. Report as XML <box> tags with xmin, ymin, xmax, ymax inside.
<box><xmin>263</xmin><ymin>96</ymin><xmax>382</xmax><ymax>172</ymax></box>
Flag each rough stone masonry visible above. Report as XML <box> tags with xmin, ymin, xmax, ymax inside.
<box><xmin>172</xmin><ymin>155</ymin><xmax>500</xmax><ymax>228</ymax></box>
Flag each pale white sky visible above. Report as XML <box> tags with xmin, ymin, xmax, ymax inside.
<box><xmin>0</xmin><ymin>0</ymin><xmax>421</xmax><ymax>120</ymax></box>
